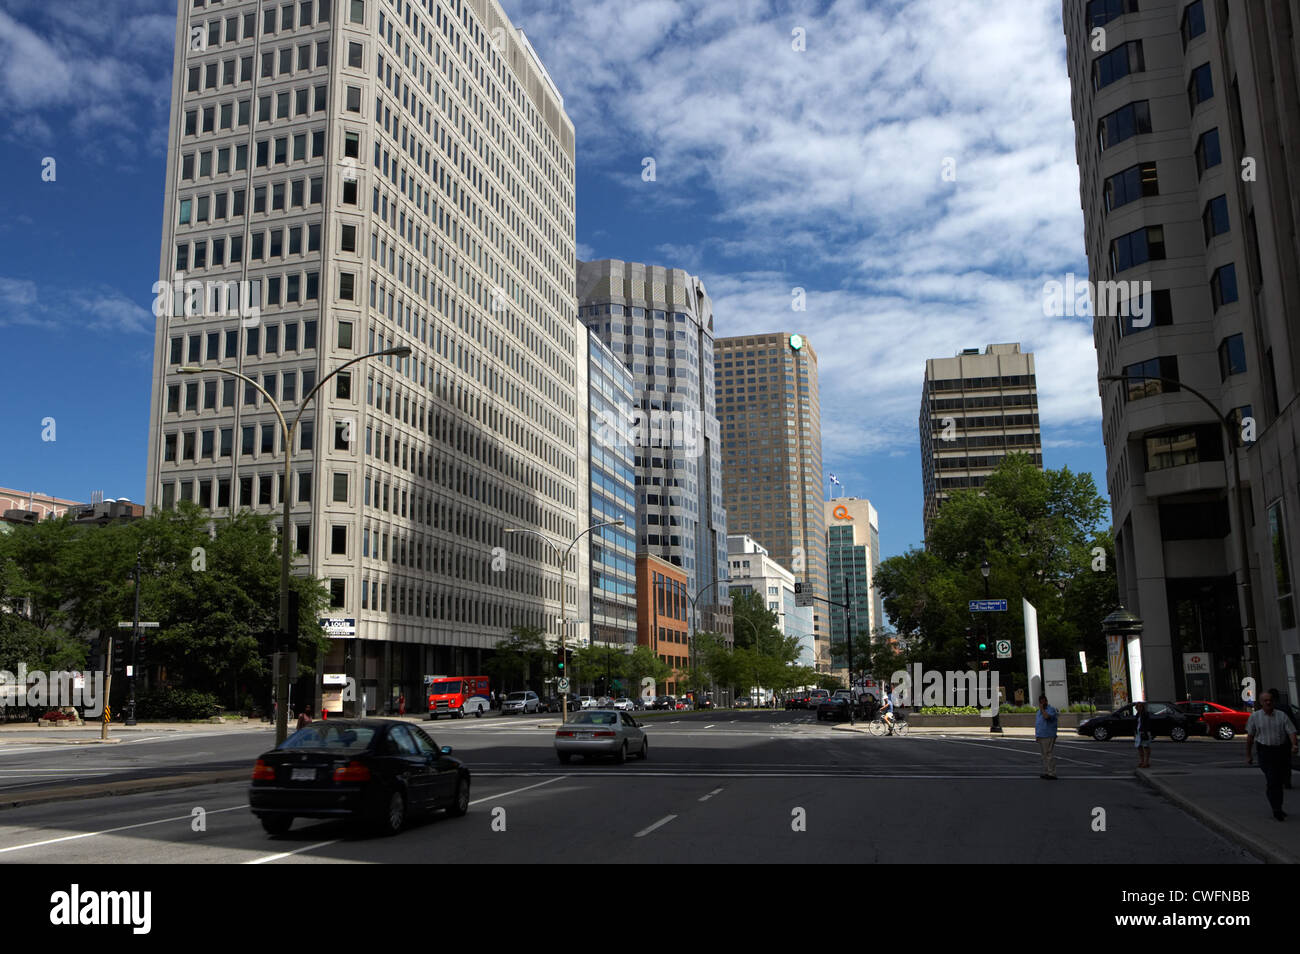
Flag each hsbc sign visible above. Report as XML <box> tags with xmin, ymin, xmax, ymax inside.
<box><xmin>1182</xmin><ymin>653</ymin><xmax>1210</xmax><ymax>674</ymax></box>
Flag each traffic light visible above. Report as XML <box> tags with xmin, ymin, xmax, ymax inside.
<box><xmin>977</xmin><ymin>639</ymin><xmax>988</xmax><ymax>654</ymax></box>
<box><xmin>136</xmin><ymin>632</ymin><xmax>147</xmax><ymax>665</ymax></box>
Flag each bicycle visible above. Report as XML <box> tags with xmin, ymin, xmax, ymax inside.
<box><xmin>868</xmin><ymin>714</ymin><xmax>908</xmax><ymax>737</ymax></box>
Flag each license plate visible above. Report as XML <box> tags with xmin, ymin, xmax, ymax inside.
<box><xmin>577</xmin><ymin>732</ymin><xmax>594</xmax><ymax>739</ymax></box>
<box><xmin>291</xmin><ymin>768</ymin><xmax>316</xmax><ymax>781</ymax></box>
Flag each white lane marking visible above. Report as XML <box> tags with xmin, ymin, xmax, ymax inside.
<box><xmin>246</xmin><ymin>840</ymin><xmax>338</xmax><ymax>865</ymax></box>
<box><xmin>705</xmin><ymin>725</ymin><xmax>717</xmax><ymax>729</ymax></box>
<box><xmin>634</xmin><ymin>814</ymin><xmax>677</xmax><ymax>838</ymax></box>
<box><xmin>245</xmin><ymin>777</ymin><xmax>569</xmax><ymax>865</ymax></box>
<box><xmin>468</xmin><ymin>776</ymin><xmax>564</xmax><ymax>806</ymax></box>
<box><xmin>698</xmin><ymin>787</ymin><xmax>724</xmax><ymax>802</ymax></box>
<box><xmin>0</xmin><ymin>805</ymin><xmax>248</xmax><ymax>855</ymax></box>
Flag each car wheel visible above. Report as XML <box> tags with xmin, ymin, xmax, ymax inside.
<box><xmin>1217</xmin><ymin>724</ymin><xmax>1234</xmax><ymax>741</ymax></box>
<box><xmin>373</xmin><ymin>788</ymin><xmax>406</xmax><ymax>835</ymax></box>
<box><xmin>260</xmin><ymin>815</ymin><xmax>293</xmax><ymax>836</ymax></box>
<box><xmin>454</xmin><ymin>709</ymin><xmax>464</xmax><ymax>720</ymax></box>
<box><xmin>615</xmin><ymin>741</ymin><xmax>627</xmax><ymax>764</ymax></box>
<box><xmin>475</xmin><ymin>709</ymin><xmax>482</xmax><ymax>718</ymax></box>
<box><xmin>558</xmin><ymin>752</ymin><xmax>572</xmax><ymax>764</ymax></box>
<box><xmin>1170</xmin><ymin>725</ymin><xmax>1188</xmax><ymax>742</ymax></box>
<box><xmin>639</xmin><ymin>739</ymin><xmax>648</xmax><ymax>761</ymax></box>
<box><xmin>1093</xmin><ymin>725</ymin><xmax>1110</xmax><ymax>741</ymax></box>
<box><xmin>448</xmin><ymin>776</ymin><xmax>470</xmax><ymax>816</ymax></box>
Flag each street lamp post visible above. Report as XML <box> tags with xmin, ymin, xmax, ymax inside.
<box><xmin>504</xmin><ymin>520</ymin><xmax>625</xmax><ymax>725</ymax></box>
<box><xmin>180</xmin><ymin>345</ymin><xmax>410</xmax><ymax>745</ymax></box>
<box><xmin>982</xmin><ymin>560</ymin><xmax>1002</xmax><ymax>733</ymax></box>
<box><xmin>1099</xmin><ymin>374</ymin><xmax>1259</xmax><ymax>685</ymax></box>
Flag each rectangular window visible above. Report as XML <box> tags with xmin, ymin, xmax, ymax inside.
<box><xmin>1087</xmin><ymin>0</ymin><xmax>1140</xmax><ymax>29</ymax></box>
<box><xmin>1103</xmin><ymin>161</ymin><xmax>1158</xmax><ymax>212</ymax></box>
<box><xmin>331</xmin><ymin>526</ymin><xmax>347</xmax><ymax>555</ymax></box>
<box><xmin>1181</xmin><ymin>0</ymin><xmax>1206</xmax><ymax>47</ymax></box>
<box><xmin>1211</xmin><ymin>263</ymin><xmax>1239</xmax><ymax>310</ymax></box>
<box><xmin>339</xmin><ymin>273</ymin><xmax>355</xmax><ymax>300</ymax></box>
<box><xmin>1269</xmin><ymin>503</ymin><xmax>1297</xmax><ymax>629</ymax></box>
<box><xmin>1123</xmin><ymin>355</ymin><xmax>1179</xmax><ymax>401</ymax></box>
<box><xmin>350</xmin><ymin>0</ymin><xmax>364</xmax><ymax>23</ymax></box>
<box><xmin>1097</xmin><ymin>100</ymin><xmax>1152</xmax><ymax>151</ymax></box>
<box><xmin>1195</xmin><ymin>128</ymin><xmax>1222</xmax><ymax>178</ymax></box>
<box><xmin>1121</xmin><ymin>287</ymin><xmax>1173</xmax><ymax>336</ymax></box>
<box><xmin>341</xmin><ymin>224</ymin><xmax>357</xmax><ymax>252</ymax></box>
<box><xmin>1218</xmin><ymin>333</ymin><xmax>1247</xmax><ymax>379</ymax></box>
<box><xmin>346</xmin><ymin>86</ymin><xmax>361</xmax><ymax>112</ymax></box>
<box><xmin>1092</xmin><ymin>40</ymin><xmax>1144</xmax><ymax>91</ymax></box>
<box><xmin>1202</xmin><ymin>195</ymin><xmax>1230</xmax><ymax>243</ymax></box>
<box><xmin>338</xmin><ymin>320</ymin><xmax>353</xmax><ymax>349</ymax></box>
<box><xmin>1144</xmin><ymin>424</ymin><xmax>1222</xmax><ymax>472</ymax></box>
<box><xmin>1110</xmin><ymin>225</ymin><xmax>1165</xmax><ymax>273</ymax></box>
<box><xmin>348</xmin><ymin>41</ymin><xmax>363</xmax><ymax>69</ymax></box>
<box><xmin>333</xmin><ymin>473</ymin><xmax>349</xmax><ymax>503</ymax></box>
<box><xmin>1188</xmin><ymin>63</ymin><xmax>1214</xmax><ymax>110</ymax></box>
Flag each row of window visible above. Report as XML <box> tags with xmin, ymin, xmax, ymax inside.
<box><xmin>1122</xmin><ymin>333</ymin><xmax>1248</xmax><ymax>404</ymax></box>
<box><xmin>164</xmin><ymin>366</ymin><xmax>320</xmax><ymax>418</ymax></box>
<box><xmin>928</xmin><ymin>375</ymin><xmax>1037</xmax><ymax>392</ymax></box>
<box><xmin>168</xmin><ymin>320</ymin><xmax>318</xmax><ymax>367</ymax></box>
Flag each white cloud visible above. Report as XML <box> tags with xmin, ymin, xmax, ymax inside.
<box><xmin>509</xmin><ymin>0</ymin><xmax>1095</xmax><ymax>469</ymax></box>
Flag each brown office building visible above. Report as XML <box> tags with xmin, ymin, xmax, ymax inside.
<box><xmin>637</xmin><ymin>553</ymin><xmax>689</xmax><ymax>694</ymax></box>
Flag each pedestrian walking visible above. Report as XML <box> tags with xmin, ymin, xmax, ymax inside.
<box><xmin>398</xmin><ymin>693</ymin><xmax>406</xmax><ymax>717</ymax></box>
<box><xmin>1036</xmin><ymin>694</ymin><xmax>1059</xmax><ymax>779</ymax></box>
<box><xmin>1134</xmin><ymin>700</ymin><xmax>1152</xmax><ymax>769</ymax></box>
<box><xmin>296</xmin><ymin>706</ymin><xmax>313</xmax><ymax>731</ymax></box>
<box><xmin>1246</xmin><ymin>690</ymin><xmax>1299</xmax><ymax>821</ymax></box>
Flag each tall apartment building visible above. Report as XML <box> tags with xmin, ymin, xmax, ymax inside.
<box><xmin>146</xmin><ymin>0</ymin><xmax>583</xmax><ymax>713</ymax></box>
<box><xmin>586</xmin><ymin>330</ymin><xmax>638</xmax><ymax>651</ymax></box>
<box><xmin>919</xmin><ymin>344</ymin><xmax>1042</xmax><ymax>537</ymax></box>
<box><xmin>824</xmin><ymin>497</ymin><xmax>883</xmax><ymax>679</ymax></box>
<box><xmin>1064</xmin><ymin>0</ymin><xmax>1300</xmax><ymax>701</ymax></box>
<box><xmin>715</xmin><ymin>332</ymin><xmax>828</xmax><ymax>670</ymax></box>
<box><xmin>577</xmin><ymin>259</ymin><xmax>729</xmax><ymax>636</ymax></box>
<box><xmin>726</xmin><ymin>534</ymin><xmax>815</xmax><ymax>667</ymax></box>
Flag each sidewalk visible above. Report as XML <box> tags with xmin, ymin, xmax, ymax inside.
<box><xmin>1136</xmin><ymin>765</ymin><xmax>1300</xmax><ymax>864</ymax></box>
<box><xmin>0</xmin><ymin>720</ymin><xmax>271</xmax><ymax>744</ymax></box>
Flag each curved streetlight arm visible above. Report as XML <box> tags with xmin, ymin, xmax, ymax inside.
<box><xmin>1098</xmin><ymin>373</ymin><xmax>1259</xmax><ymax>680</ymax></box>
<box><xmin>291</xmin><ymin>347</ymin><xmax>410</xmax><ymax>435</ymax></box>
<box><xmin>178</xmin><ymin>365</ymin><xmax>288</xmax><ymax>441</ymax></box>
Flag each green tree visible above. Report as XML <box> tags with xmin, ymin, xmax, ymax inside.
<box><xmin>626</xmin><ymin>645</ymin><xmax>672</xmax><ymax>698</ymax></box>
<box><xmin>875</xmin><ymin>455</ymin><xmax>1116</xmax><ymax>701</ymax></box>
<box><xmin>485</xmin><ymin>625</ymin><xmax>549</xmax><ymax>691</ymax></box>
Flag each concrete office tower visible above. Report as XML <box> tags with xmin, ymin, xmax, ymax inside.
<box><xmin>577</xmin><ymin>259</ymin><xmax>730</xmax><ymax>638</ymax></box>
<box><xmin>587</xmin><ymin>330</ymin><xmax>638</xmax><ymax>650</ymax></box>
<box><xmin>146</xmin><ymin>0</ymin><xmax>582</xmax><ymax>713</ymax></box>
<box><xmin>824</xmin><ymin>497</ymin><xmax>884</xmax><ymax>681</ymax></box>
<box><xmin>919</xmin><ymin>344</ymin><xmax>1042</xmax><ymax>537</ymax></box>
<box><xmin>1064</xmin><ymin>0</ymin><xmax>1300</xmax><ymax>701</ymax></box>
<box><xmin>715</xmin><ymin>333</ymin><xmax>827</xmax><ymax>671</ymax></box>
<box><xmin>726</xmin><ymin>534</ymin><xmax>815</xmax><ymax>668</ymax></box>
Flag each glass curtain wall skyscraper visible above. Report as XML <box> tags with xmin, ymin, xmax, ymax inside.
<box><xmin>577</xmin><ymin>259</ymin><xmax>729</xmax><ymax>636</ymax></box>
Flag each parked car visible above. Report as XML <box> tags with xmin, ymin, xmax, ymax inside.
<box><xmin>816</xmin><ymin>693</ymin><xmax>861</xmax><ymax>722</ymax></box>
<box><xmin>612</xmin><ymin>698</ymin><xmax>634</xmax><ymax>711</ymax></box>
<box><xmin>736</xmin><ymin>696</ymin><xmax>753</xmax><ymax>709</ymax></box>
<box><xmin>652</xmin><ymin>696</ymin><xmax>676</xmax><ymax>711</ymax></box>
<box><xmin>501</xmin><ymin>691</ymin><xmax>542</xmax><ymax>715</ymax></box>
<box><xmin>675</xmin><ymin>698</ymin><xmax>693</xmax><ymax>711</ymax></box>
<box><xmin>1175</xmin><ymin>700</ymin><xmax>1251</xmax><ymax>740</ymax></box>
<box><xmin>249</xmin><ymin>719</ymin><xmax>469</xmax><ymax>836</ymax></box>
<box><xmin>542</xmin><ymin>693</ymin><xmax>582</xmax><ymax>713</ymax></box>
<box><xmin>1077</xmin><ymin>701</ymin><xmax>1204</xmax><ymax>742</ymax></box>
<box><xmin>579</xmin><ymin>696</ymin><xmax>599</xmax><ymax>710</ymax></box>
<box><xmin>785</xmin><ymin>692</ymin><xmax>809</xmax><ymax>710</ymax></box>
<box><xmin>555</xmin><ymin>709</ymin><xmax>648</xmax><ymax>763</ymax></box>
<box><xmin>698</xmin><ymin>696</ymin><xmax>715</xmax><ymax>710</ymax></box>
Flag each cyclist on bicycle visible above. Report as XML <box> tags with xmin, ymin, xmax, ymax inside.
<box><xmin>880</xmin><ymin>683</ymin><xmax>895</xmax><ymax>735</ymax></box>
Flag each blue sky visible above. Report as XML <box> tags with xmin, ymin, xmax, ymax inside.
<box><xmin>0</xmin><ymin>0</ymin><xmax>1106</xmax><ymax>559</ymax></box>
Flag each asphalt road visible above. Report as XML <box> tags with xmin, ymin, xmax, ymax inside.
<box><xmin>0</xmin><ymin>711</ymin><xmax>1258</xmax><ymax>863</ymax></box>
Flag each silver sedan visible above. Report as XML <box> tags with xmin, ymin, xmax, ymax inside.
<box><xmin>554</xmin><ymin>710</ymin><xmax>647</xmax><ymax>764</ymax></box>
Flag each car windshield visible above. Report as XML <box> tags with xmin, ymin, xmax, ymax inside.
<box><xmin>431</xmin><ymin>681</ymin><xmax>461</xmax><ymax>694</ymax></box>
<box><xmin>571</xmin><ymin>712</ymin><xmax>617</xmax><ymax>725</ymax></box>
<box><xmin>506</xmin><ymin>692</ymin><xmax>527</xmax><ymax>701</ymax></box>
<box><xmin>279</xmin><ymin>724</ymin><xmax>376</xmax><ymax>750</ymax></box>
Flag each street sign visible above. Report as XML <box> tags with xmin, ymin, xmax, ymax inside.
<box><xmin>319</xmin><ymin>617</ymin><xmax>357</xmax><ymax>637</ymax></box>
<box><xmin>558</xmin><ymin>678</ymin><xmax>570</xmax><ymax>692</ymax></box>
<box><xmin>794</xmin><ymin>582</ymin><xmax>814</xmax><ymax>608</ymax></box>
<box><xmin>996</xmin><ymin>639</ymin><xmax>1012</xmax><ymax>659</ymax></box>
<box><xmin>968</xmin><ymin>599</ymin><xmax>1008</xmax><ymax>612</ymax></box>
<box><xmin>117</xmin><ymin>621</ymin><xmax>159</xmax><ymax>628</ymax></box>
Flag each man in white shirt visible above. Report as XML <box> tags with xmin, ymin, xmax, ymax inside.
<box><xmin>1246</xmin><ymin>690</ymin><xmax>1299</xmax><ymax>821</ymax></box>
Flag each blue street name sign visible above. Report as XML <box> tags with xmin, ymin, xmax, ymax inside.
<box><xmin>968</xmin><ymin>599</ymin><xmax>1008</xmax><ymax>612</ymax></box>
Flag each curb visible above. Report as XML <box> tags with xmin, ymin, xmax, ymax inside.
<box><xmin>1134</xmin><ymin>768</ymin><xmax>1298</xmax><ymax>864</ymax></box>
<box><xmin>0</xmin><ymin>770</ymin><xmax>249</xmax><ymax>811</ymax></box>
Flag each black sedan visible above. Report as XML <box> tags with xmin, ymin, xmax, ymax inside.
<box><xmin>816</xmin><ymin>696</ymin><xmax>853</xmax><ymax>721</ymax></box>
<box><xmin>250</xmin><ymin>719</ymin><xmax>470</xmax><ymax>836</ymax></box>
<box><xmin>1077</xmin><ymin>702</ymin><xmax>1205</xmax><ymax>742</ymax></box>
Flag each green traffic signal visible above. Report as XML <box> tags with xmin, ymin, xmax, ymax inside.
<box><xmin>978</xmin><ymin>642</ymin><xmax>987</xmax><ymax>652</ymax></box>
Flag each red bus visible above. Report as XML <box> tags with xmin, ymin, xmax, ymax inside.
<box><xmin>425</xmin><ymin>675</ymin><xmax>490</xmax><ymax>719</ymax></box>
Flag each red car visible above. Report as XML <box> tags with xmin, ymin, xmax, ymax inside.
<box><xmin>1176</xmin><ymin>700</ymin><xmax>1251</xmax><ymax>741</ymax></box>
